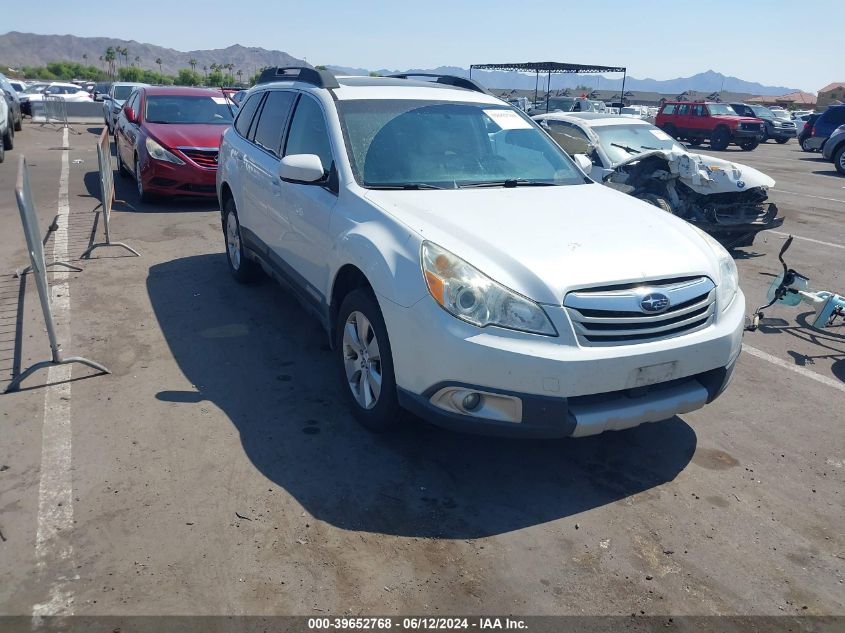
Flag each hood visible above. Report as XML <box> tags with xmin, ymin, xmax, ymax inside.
<box><xmin>365</xmin><ymin>183</ymin><xmax>721</xmax><ymax>305</ymax></box>
<box><xmin>612</xmin><ymin>148</ymin><xmax>775</xmax><ymax>193</ymax></box>
<box><xmin>144</xmin><ymin>123</ymin><xmax>227</xmax><ymax>150</ymax></box>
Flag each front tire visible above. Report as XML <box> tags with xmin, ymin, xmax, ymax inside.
<box><xmin>759</xmin><ymin>128</ymin><xmax>769</xmax><ymax>143</ymax></box>
<box><xmin>3</xmin><ymin>118</ymin><xmax>13</xmax><ymax>151</ymax></box>
<box><xmin>739</xmin><ymin>138</ymin><xmax>759</xmax><ymax>151</ymax></box>
<box><xmin>223</xmin><ymin>197</ymin><xmax>259</xmax><ymax>283</ymax></box>
<box><xmin>639</xmin><ymin>193</ymin><xmax>674</xmax><ymax>213</ymax></box>
<box><xmin>14</xmin><ymin>115</ymin><xmax>22</xmax><ymax>132</ymax></box>
<box><xmin>134</xmin><ymin>155</ymin><xmax>153</xmax><ymax>203</ymax></box>
<box><xmin>336</xmin><ymin>288</ymin><xmax>400</xmax><ymax>431</ymax></box>
<box><xmin>661</xmin><ymin>123</ymin><xmax>678</xmax><ymax>138</ymax></box>
<box><xmin>775</xmin><ymin>137</ymin><xmax>789</xmax><ymax>144</ymax></box>
<box><xmin>710</xmin><ymin>127</ymin><xmax>730</xmax><ymax>151</ymax></box>
<box><xmin>0</xmin><ymin>135</ymin><xmax>5</xmax><ymax>164</ymax></box>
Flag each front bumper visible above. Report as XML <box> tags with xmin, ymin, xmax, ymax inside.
<box><xmin>383</xmin><ymin>288</ymin><xmax>745</xmax><ymax>437</ymax></box>
<box><xmin>771</xmin><ymin>127</ymin><xmax>797</xmax><ymax>140</ymax></box>
<box><xmin>140</xmin><ymin>156</ymin><xmax>218</xmax><ymax>198</ymax></box>
<box><xmin>731</xmin><ymin>129</ymin><xmax>763</xmax><ymax>140</ymax></box>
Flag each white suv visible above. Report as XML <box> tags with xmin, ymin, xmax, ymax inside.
<box><xmin>217</xmin><ymin>68</ymin><xmax>745</xmax><ymax>437</ymax></box>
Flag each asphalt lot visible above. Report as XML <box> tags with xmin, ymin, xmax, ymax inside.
<box><xmin>0</xmin><ymin>123</ymin><xmax>842</xmax><ymax>625</ymax></box>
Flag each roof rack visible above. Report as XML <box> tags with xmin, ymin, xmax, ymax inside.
<box><xmin>387</xmin><ymin>73</ymin><xmax>490</xmax><ymax>95</ymax></box>
<box><xmin>256</xmin><ymin>67</ymin><xmax>339</xmax><ymax>89</ymax></box>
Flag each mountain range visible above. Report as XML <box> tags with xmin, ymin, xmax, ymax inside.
<box><xmin>328</xmin><ymin>65</ymin><xmax>797</xmax><ymax>96</ymax></box>
<box><xmin>0</xmin><ymin>31</ymin><xmax>306</xmax><ymax>76</ymax></box>
<box><xmin>1</xmin><ymin>31</ymin><xmax>798</xmax><ymax>96</ymax></box>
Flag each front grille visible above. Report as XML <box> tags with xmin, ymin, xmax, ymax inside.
<box><xmin>564</xmin><ymin>277</ymin><xmax>716</xmax><ymax>346</ymax></box>
<box><xmin>740</xmin><ymin>122</ymin><xmax>761</xmax><ymax>131</ymax></box>
<box><xmin>179</xmin><ymin>148</ymin><xmax>218</xmax><ymax>169</ymax></box>
<box><xmin>177</xmin><ymin>183</ymin><xmax>216</xmax><ymax>193</ymax></box>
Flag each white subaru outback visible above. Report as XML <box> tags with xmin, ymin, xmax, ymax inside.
<box><xmin>216</xmin><ymin>68</ymin><xmax>745</xmax><ymax>437</ymax></box>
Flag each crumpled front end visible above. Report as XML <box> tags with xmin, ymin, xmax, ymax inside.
<box><xmin>604</xmin><ymin>150</ymin><xmax>783</xmax><ymax>248</ymax></box>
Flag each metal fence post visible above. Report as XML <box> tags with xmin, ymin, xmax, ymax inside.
<box><xmin>5</xmin><ymin>156</ymin><xmax>109</xmax><ymax>393</ymax></box>
<box><xmin>41</xmin><ymin>95</ymin><xmax>80</xmax><ymax>134</ymax></box>
<box><xmin>81</xmin><ymin>130</ymin><xmax>140</xmax><ymax>258</ymax></box>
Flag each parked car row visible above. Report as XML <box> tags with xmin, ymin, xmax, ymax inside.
<box><xmin>0</xmin><ymin>72</ymin><xmax>24</xmax><ymax>164</ymax></box>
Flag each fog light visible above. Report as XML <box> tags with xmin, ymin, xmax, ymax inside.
<box><xmin>462</xmin><ymin>392</ymin><xmax>482</xmax><ymax>412</ymax></box>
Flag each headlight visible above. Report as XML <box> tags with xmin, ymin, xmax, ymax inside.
<box><xmin>692</xmin><ymin>228</ymin><xmax>738</xmax><ymax>311</ymax></box>
<box><xmin>145</xmin><ymin>137</ymin><xmax>184</xmax><ymax>165</ymax></box>
<box><xmin>421</xmin><ymin>241</ymin><xmax>557</xmax><ymax>336</ymax></box>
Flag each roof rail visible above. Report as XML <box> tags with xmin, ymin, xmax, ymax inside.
<box><xmin>256</xmin><ymin>66</ymin><xmax>339</xmax><ymax>89</ymax></box>
<box><xmin>388</xmin><ymin>73</ymin><xmax>490</xmax><ymax>95</ymax></box>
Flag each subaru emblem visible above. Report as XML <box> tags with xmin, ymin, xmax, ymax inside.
<box><xmin>640</xmin><ymin>293</ymin><xmax>670</xmax><ymax>313</ymax></box>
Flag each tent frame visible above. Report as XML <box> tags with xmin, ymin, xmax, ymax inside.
<box><xmin>470</xmin><ymin>61</ymin><xmax>627</xmax><ymax>112</ymax></box>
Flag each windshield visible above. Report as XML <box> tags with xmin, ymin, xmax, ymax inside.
<box><xmin>22</xmin><ymin>84</ymin><xmax>46</xmax><ymax>94</ymax></box>
<box><xmin>113</xmin><ymin>85</ymin><xmax>135</xmax><ymax>100</ymax></box>
<box><xmin>547</xmin><ymin>97</ymin><xmax>575</xmax><ymax>112</ymax></box>
<box><xmin>709</xmin><ymin>103</ymin><xmax>738</xmax><ymax>116</ymax></box>
<box><xmin>144</xmin><ymin>95</ymin><xmax>234</xmax><ymax>125</ymax></box>
<box><xmin>595</xmin><ymin>123</ymin><xmax>685</xmax><ymax>164</ymax></box>
<box><xmin>750</xmin><ymin>105</ymin><xmax>774</xmax><ymax>119</ymax></box>
<box><xmin>337</xmin><ymin>100</ymin><xmax>585</xmax><ymax>189</ymax></box>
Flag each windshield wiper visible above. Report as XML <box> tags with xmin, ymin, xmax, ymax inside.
<box><xmin>610</xmin><ymin>142</ymin><xmax>641</xmax><ymax>155</ymax></box>
<box><xmin>458</xmin><ymin>179</ymin><xmax>557</xmax><ymax>189</ymax></box>
<box><xmin>365</xmin><ymin>183</ymin><xmax>447</xmax><ymax>190</ymax></box>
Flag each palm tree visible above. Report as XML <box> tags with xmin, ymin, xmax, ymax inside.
<box><xmin>236</xmin><ymin>69</ymin><xmax>243</xmax><ymax>84</ymax></box>
<box><xmin>104</xmin><ymin>47</ymin><xmax>116</xmax><ymax>78</ymax></box>
<box><xmin>99</xmin><ymin>55</ymin><xmax>104</xmax><ymax>71</ymax></box>
<box><xmin>189</xmin><ymin>58</ymin><xmax>197</xmax><ymax>72</ymax></box>
<box><xmin>202</xmin><ymin>65</ymin><xmax>208</xmax><ymax>80</ymax></box>
<box><xmin>134</xmin><ymin>56</ymin><xmax>140</xmax><ymax>67</ymax></box>
<box><xmin>156</xmin><ymin>57</ymin><xmax>163</xmax><ymax>75</ymax></box>
<box><xmin>82</xmin><ymin>53</ymin><xmax>88</xmax><ymax>65</ymax></box>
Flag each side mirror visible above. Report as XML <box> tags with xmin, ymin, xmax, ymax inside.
<box><xmin>123</xmin><ymin>105</ymin><xmax>137</xmax><ymax>123</ymax></box>
<box><xmin>573</xmin><ymin>153</ymin><xmax>593</xmax><ymax>173</ymax></box>
<box><xmin>278</xmin><ymin>154</ymin><xmax>325</xmax><ymax>183</ymax></box>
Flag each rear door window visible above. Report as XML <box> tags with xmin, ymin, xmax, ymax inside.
<box><xmin>253</xmin><ymin>91</ymin><xmax>296</xmax><ymax>156</ymax></box>
<box><xmin>234</xmin><ymin>93</ymin><xmax>262</xmax><ymax>138</ymax></box>
<box><xmin>677</xmin><ymin>104</ymin><xmax>690</xmax><ymax>116</ymax></box>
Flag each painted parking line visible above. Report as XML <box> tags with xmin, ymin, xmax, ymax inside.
<box><xmin>769</xmin><ymin>231</ymin><xmax>845</xmax><ymax>250</ymax></box>
<box><xmin>743</xmin><ymin>344</ymin><xmax>845</xmax><ymax>394</ymax></box>
<box><xmin>32</xmin><ymin>128</ymin><xmax>76</xmax><ymax>619</ymax></box>
<box><xmin>771</xmin><ymin>189</ymin><xmax>845</xmax><ymax>204</ymax></box>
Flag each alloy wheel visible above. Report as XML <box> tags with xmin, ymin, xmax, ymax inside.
<box><xmin>226</xmin><ymin>212</ymin><xmax>241</xmax><ymax>270</ymax></box>
<box><xmin>342</xmin><ymin>311</ymin><xmax>382</xmax><ymax>410</ymax></box>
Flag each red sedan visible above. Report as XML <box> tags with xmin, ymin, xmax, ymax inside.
<box><xmin>114</xmin><ymin>86</ymin><xmax>234</xmax><ymax>201</ymax></box>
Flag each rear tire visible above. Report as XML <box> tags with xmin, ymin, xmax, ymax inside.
<box><xmin>661</xmin><ymin>123</ymin><xmax>678</xmax><ymax>138</ymax></box>
<box><xmin>14</xmin><ymin>116</ymin><xmax>22</xmax><ymax>132</ymax></box>
<box><xmin>775</xmin><ymin>137</ymin><xmax>788</xmax><ymax>144</ymax></box>
<box><xmin>335</xmin><ymin>288</ymin><xmax>400</xmax><ymax>432</ymax></box>
<box><xmin>739</xmin><ymin>138</ymin><xmax>759</xmax><ymax>151</ymax></box>
<box><xmin>710</xmin><ymin>127</ymin><xmax>730</xmax><ymax>151</ymax></box>
<box><xmin>687</xmin><ymin>137</ymin><xmax>703</xmax><ymax>147</ymax></box>
<box><xmin>834</xmin><ymin>145</ymin><xmax>845</xmax><ymax>176</ymax></box>
<box><xmin>223</xmin><ymin>197</ymin><xmax>260</xmax><ymax>283</ymax></box>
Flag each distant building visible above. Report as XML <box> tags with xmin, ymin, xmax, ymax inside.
<box><xmin>817</xmin><ymin>82</ymin><xmax>845</xmax><ymax>109</ymax></box>
<box><xmin>747</xmin><ymin>91</ymin><xmax>817</xmax><ymax>108</ymax></box>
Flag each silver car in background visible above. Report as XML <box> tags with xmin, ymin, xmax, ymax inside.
<box><xmin>103</xmin><ymin>82</ymin><xmax>148</xmax><ymax>133</ymax></box>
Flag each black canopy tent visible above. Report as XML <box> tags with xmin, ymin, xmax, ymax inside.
<box><xmin>469</xmin><ymin>61</ymin><xmax>627</xmax><ymax>112</ymax></box>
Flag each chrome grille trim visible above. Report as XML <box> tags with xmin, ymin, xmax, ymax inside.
<box><xmin>564</xmin><ymin>277</ymin><xmax>716</xmax><ymax>346</ymax></box>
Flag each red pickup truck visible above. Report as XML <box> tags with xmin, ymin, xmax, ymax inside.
<box><xmin>654</xmin><ymin>101</ymin><xmax>764</xmax><ymax>151</ymax></box>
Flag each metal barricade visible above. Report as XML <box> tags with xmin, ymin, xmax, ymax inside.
<box><xmin>41</xmin><ymin>95</ymin><xmax>79</xmax><ymax>134</ymax></box>
<box><xmin>81</xmin><ymin>130</ymin><xmax>140</xmax><ymax>258</ymax></box>
<box><xmin>5</xmin><ymin>155</ymin><xmax>109</xmax><ymax>393</ymax></box>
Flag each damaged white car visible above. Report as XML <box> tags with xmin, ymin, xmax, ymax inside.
<box><xmin>534</xmin><ymin>112</ymin><xmax>783</xmax><ymax>248</ymax></box>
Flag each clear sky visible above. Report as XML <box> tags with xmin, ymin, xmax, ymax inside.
<box><xmin>7</xmin><ymin>0</ymin><xmax>843</xmax><ymax>92</ymax></box>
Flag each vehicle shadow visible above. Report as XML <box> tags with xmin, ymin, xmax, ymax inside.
<box><xmin>811</xmin><ymin>170</ymin><xmax>842</xmax><ymax>178</ymax></box>
<box><xmin>147</xmin><ymin>254</ymin><xmax>698</xmax><ymax>538</ymax></box>
<box><xmin>758</xmin><ymin>311</ymin><xmax>845</xmax><ymax>383</ymax></box>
